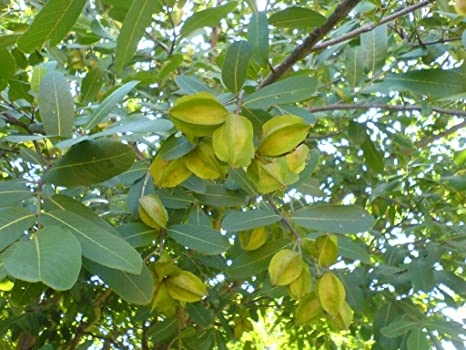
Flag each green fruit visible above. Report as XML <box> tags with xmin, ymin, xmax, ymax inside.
<box><xmin>183</xmin><ymin>141</ymin><xmax>227</xmax><ymax>180</ymax></box>
<box><xmin>295</xmin><ymin>293</ymin><xmax>322</xmax><ymax>325</ymax></box>
<box><xmin>239</xmin><ymin>227</ymin><xmax>268</xmax><ymax>251</ymax></box>
<box><xmin>287</xmin><ymin>263</ymin><xmax>312</xmax><ymax>300</ymax></box>
<box><xmin>268</xmin><ymin>249</ymin><xmax>304</xmax><ymax>286</ymax></box>
<box><xmin>317</xmin><ymin>272</ymin><xmax>346</xmax><ymax>316</ymax></box>
<box><xmin>166</xmin><ymin>270</ymin><xmax>208</xmax><ymax>303</ymax></box>
<box><xmin>138</xmin><ymin>194</ymin><xmax>168</xmax><ymax>229</ymax></box>
<box><xmin>149</xmin><ymin>155</ymin><xmax>192</xmax><ymax>188</ymax></box>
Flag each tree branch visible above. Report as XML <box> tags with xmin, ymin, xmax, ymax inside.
<box><xmin>259</xmin><ymin>0</ymin><xmax>363</xmax><ymax>88</ymax></box>
<box><xmin>416</xmin><ymin>119</ymin><xmax>466</xmax><ymax>148</ymax></box>
<box><xmin>313</xmin><ymin>0</ymin><xmax>436</xmax><ymax>51</ymax></box>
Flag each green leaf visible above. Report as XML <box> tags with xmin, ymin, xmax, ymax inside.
<box><xmin>4</xmin><ymin>226</ymin><xmax>81</xmax><ymax>291</ymax></box>
<box><xmin>247</xmin><ymin>11</ymin><xmax>269</xmax><ymax>67</ymax></box>
<box><xmin>0</xmin><ymin>207</ymin><xmax>36</xmax><ymax>251</ymax></box>
<box><xmin>38</xmin><ymin>72</ymin><xmax>74</xmax><ymax>138</ymax></box>
<box><xmin>408</xmin><ymin>260</ymin><xmax>435</xmax><ymax>292</ymax></box>
<box><xmin>17</xmin><ymin>0</ymin><xmax>87</xmax><ymax>53</ymax></box>
<box><xmin>167</xmin><ymin>224</ymin><xmax>229</xmax><ymax>255</ymax></box>
<box><xmin>222</xmin><ymin>208</ymin><xmax>281</xmax><ymax>232</ymax></box>
<box><xmin>406</xmin><ymin>328</ymin><xmax>430</xmax><ymax>350</ymax></box>
<box><xmin>0</xmin><ymin>180</ymin><xmax>32</xmax><ymax>208</ymax></box>
<box><xmin>84</xmin><ymin>259</ymin><xmax>154</xmax><ymax>305</ymax></box>
<box><xmin>175</xmin><ymin>75</ymin><xmax>216</xmax><ymax>95</ymax></box>
<box><xmin>187</xmin><ymin>303</ymin><xmax>215</xmax><ymax>328</ymax></box>
<box><xmin>114</xmin><ymin>0</ymin><xmax>161</xmax><ymax>72</ymax></box>
<box><xmin>424</xmin><ymin>319</ymin><xmax>465</xmax><ymax>342</ymax></box>
<box><xmin>360</xmin><ymin>24</ymin><xmax>387</xmax><ymax>73</ymax></box>
<box><xmin>380</xmin><ymin>318</ymin><xmax>417</xmax><ymax>338</ymax></box>
<box><xmin>83</xmin><ymin>81</ymin><xmax>139</xmax><ymax>131</ymax></box>
<box><xmin>243</xmin><ymin>76</ymin><xmax>318</xmax><ymax>109</ymax></box>
<box><xmin>116</xmin><ymin>222</ymin><xmax>157</xmax><ymax>248</ymax></box>
<box><xmin>158</xmin><ymin>54</ymin><xmax>184</xmax><ymax>81</ymax></box>
<box><xmin>443</xmin><ymin>175</ymin><xmax>466</xmax><ymax>191</ymax></box>
<box><xmin>41</xmin><ymin>210</ymin><xmax>142</xmax><ymax>274</ymax></box>
<box><xmin>292</xmin><ymin>205</ymin><xmax>374</xmax><ymax>234</ymax></box>
<box><xmin>180</xmin><ymin>3</ymin><xmax>237</xmax><ymax>38</ymax></box>
<box><xmin>147</xmin><ymin>318</ymin><xmax>179</xmax><ymax>341</ymax></box>
<box><xmin>227</xmin><ymin>239</ymin><xmax>290</xmax><ymax>280</ymax></box>
<box><xmin>158</xmin><ymin>135</ymin><xmax>196</xmax><ymax>160</ymax></box>
<box><xmin>364</xmin><ymin>68</ymin><xmax>466</xmax><ymax>99</ymax></box>
<box><xmin>80</xmin><ymin>67</ymin><xmax>105</xmax><ymax>104</ymax></box>
<box><xmin>0</xmin><ymin>49</ymin><xmax>16</xmax><ymax>80</ymax></box>
<box><xmin>361</xmin><ymin>137</ymin><xmax>384</xmax><ymax>175</ymax></box>
<box><xmin>0</xmin><ymin>34</ymin><xmax>21</xmax><ymax>49</ymax></box>
<box><xmin>30</xmin><ymin>64</ymin><xmax>48</xmax><ymax>94</ymax></box>
<box><xmin>345</xmin><ymin>47</ymin><xmax>366</xmax><ymax>87</ymax></box>
<box><xmin>338</xmin><ymin>236</ymin><xmax>371</xmax><ymax>264</ymax></box>
<box><xmin>194</xmin><ymin>184</ymin><xmax>246</xmax><ymax>207</ymax></box>
<box><xmin>222</xmin><ymin>41</ymin><xmax>251</xmax><ymax>93</ymax></box>
<box><xmin>269</xmin><ymin>7</ymin><xmax>326</xmax><ymax>30</ymax></box>
<box><xmin>44</xmin><ymin>139</ymin><xmax>135</xmax><ymax>187</ymax></box>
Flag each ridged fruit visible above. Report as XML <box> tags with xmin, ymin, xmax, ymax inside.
<box><xmin>287</xmin><ymin>263</ymin><xmax>312</xmax><ymax>299</ymax></box>
<box><xmin>456</xmin><ymin>0</ymin><xmax>466</xmax><ymax>16</ymax></box>
<box><xmin>239</xmin><ymin>227</ymin><xmax>268</xmax><ymax>251</ymax></box>
<box><xmin>212</xmin><ymin>114</ymin><xmax>255</xmax><ymax>168</ymax></box>
<box><xmin>233</xmin><ymin>318</ymin><xmax>253</xmax><ymax>339</ymax></box>
<box><xmin>295</xmin><ymin>293</ymin><xmax>322</xmax><ymax>325</ymax></box>
<box><xmin>327</xmin><ymin>301</ymin><xmax>354</xmax><ymax>330</ymax></box>
<box><xmin>257</xmin><ymin>115</ymin><xmax>309</xmax><ymax>157</ymax></box>
<box><xmin>262</xmin><ymin>157</ymin><xmax>299</xmax><ymax>186</ymax></box>
<box><xmin>151</xmin><ymin>282</ymin><xmax>176</xmax><ymax>316</ymax></box>
<box><xmin>246</xmin><ymin>158</ymin><xmax>283</xmax><ymax>194</ymax></box>
<box><xmin>169</xmin><ymin>92</ymin><xmax>228</xmax><ymax>137</ymax></box>
<box><xmin>149</xmin><ymin>154</ymin><xmax>192</xmax><ymax>188</ymax></box>
<box><xmin>138</xmin><ymin>194</ymin><xmax>168</xmax><ymax>229</ymax></box>
<box><xmin>309</xmin><ymin>235</ymin><xmax>338</xmax><ymax>267</ymax></box>
<box><xmin>268</xmin><ymin>249</ymin><xmax>304</xmax><ymax>286</ymax></box>
<box><xmin>286</xmin><ymin>144</ymin><xmax>309</xmax><ymax>174</ymax></box>
<box><xmin>166</xmin><ymin>270</ymin><xmax>208</xmax><ymax>303</ymax></box>
<box><xmin>317</xmin><ymin>272</ymin><xmax>346</xmax><ymax>317</ymax></box>
<box><xmin>183</xmin><ymin>141</ymin><xmax>227</xmax><ymax>180</ymax></box>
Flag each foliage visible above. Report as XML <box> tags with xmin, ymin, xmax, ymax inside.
<box><xmin>0</xmin><ymin>0</ymin><xmax>465</xmax><ymax>349</ymax></box>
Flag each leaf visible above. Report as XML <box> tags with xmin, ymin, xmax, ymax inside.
<box><xmin>83</xmin><ymin>81</ymin><xmax>139</xmax><ymax>131</ymax></box>
<box><xmin>194</xmin><ymin>184</ymin><xmax>246</xmax><ymax>207</ymax></box>
<box><xmin>180</xmin><ymin>3</ymin><xmax>237</xmax><ymax>38</ymax></box>
<box><xmin>380</xmin><ymin>318</ymin><xmax>417</xmax><ymax>338</ymax></box>
<box><xmin>41</xmin><ymin>210</ymin><xmax>142</xmax><ymax>274</ymax></box>
<box><xmin>227</xmin><ymin>239</ymin><xmax>290</xmax><ymax>280</ymax></box>
<box><xmin>80</xmin><ymin>67</ymin><xmax>105</xmax><ymax>104</ymax></box>
<box><xmin>114</xmin><ymin>0</ymin><xmax>161</xmax><ymax>72</ymax></box>
<box><xmin>269</xmin><ymin>7</ymin><xmax>326</xmax><ymax>30</ymax></box>
<box><xmin>361</xmin><ymin>137</ymin><xmax>384</xmax><ymax>175</ymax></box>
<box><xmin>167</xmin><ymin>224</ymin><xmax>229</xmax><ymax>255</ymax></box>
<box><xmin>0</xmin><ymin>180</ymin><xmax>32</xmax><ymax>208</ymax></box>
<box><xmin>174</xmin><ymin>75</ymin><xmax>216</xmax><ymax>95</ymax></box>
<box><xmin>0</xmin><ymin>49</ymin><xmax>16</xmax><ymax>80</ymax></box>
<box><xmin>222</xmin><ymin>208</ymin><xmax>281</xmax><ymax>232</ymax></box>
<box><xmin>406</xmin><ymin>328</ymin><xmax>430</xmax><ymax>350</ymax></box>
<box><xmin>116</xmin><ymin>223</ymin><xmax>157</xmax><ymax>248</ymax></box>
<box><xmin>38</xmin><ymin>72</ymin><xmax>74</xmax><ymax>137</ymax></box>
<box><xmin>408</xmin><ymin>260</ymin><xmax>435</xmax><ymax>292</ymax></box>
<box><xmin>44</xmin><ymin>139</ymin><xmax>135</xmax><ymax>187</ymax></box>
<box><xmin>158</xmin><ymin>135</ymin><xmax>196</xmax><ymax>160</ymax></box>
<box><xmin>243</xmin><ymin>76</ymin><xmax>318</xmax><ymax>109</ymax></box>
<box><xmin>0</xmin><ymin>207</ymin><xmax>36</xmax><ymax>251</ymax></box>
<box><xmin>0</xmin><ymin>34</ymin><xmax>21</xmax><ymax>49</ymax></box>
<box><xmin>443</xmin><ymin>175</ymin><xmax>466</xmax><ymax>191</ymax></box>
<box><xmin>360</xmin><ymin>24</ymin><xmax>387</xmax><ymax>73</ymax></box>
<box><xmin>247</xmin><ymin>11</ymin><xmax>269</xmax><ymax>67</ymax></box>
<box><xmin>17</xmin><ymin>0</ymin><xmax>87</xmax><ymax>53</ymax></box>
<box><xmin>187</xmin><ymin>303</ymin><xmax>214</xmax><ymax>328</ymax></box>
<box><xmin>222</xmin><ymin>41</ymin><xmax>251</xmax><ymax>93</ymax></box>
<box><xmin>345</xmin><ymin>47</ymin><xmax>366</xmax><ymax>87</ymax></box>
<box><xmin>424</xmin><ymin>319</ymin><xmax>465</xmax><ymax>342</ymax></box>
<box><xmin>147</xmin><ymin>318</ymin><xmax>179</xmax><ymax>341</ymax></box>
<box><xmin>338</xmin><ymin>236</ymin><xmax>371</xmax><ymax>264</ymax></box>
<box><xmin>363</xmin><ymin>68</ymin><xmax>466</xmax><ymax>99</ymax></box>
<box><xmin>4</xmin><ymin>226</ymin><xmax>81</xmax><ymax>291</ymax></box>
<box><xmin>84</xmin><ymin>259</ymin><xmax>154</xmax><ymax>305</ymax></box>
<box><xmin>292</xmin><ymin>205</ymin><xmax>374</xmax><ymax>234</ymax></box>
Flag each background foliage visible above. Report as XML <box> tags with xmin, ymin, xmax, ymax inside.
<box><xmin>0</xmin><ymin>0</ymin><xmax>465</xmax><ymax>349</ymax></box>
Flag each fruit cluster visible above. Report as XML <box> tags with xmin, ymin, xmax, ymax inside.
<box><xmin>150</xmin><ymin>92</ymin><xmax>310</xmax><ymax>194</ymax></box>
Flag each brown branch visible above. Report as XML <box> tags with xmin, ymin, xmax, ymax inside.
<box><xmin>259</xmin><ymin>0</ymin><xmax>363</xmax><ymax>88</ymax></box>
<box><xmin>416</xmin><ymin>119</ymin><xmax>466</xmax><ymax>148</ymax></box>
<box><xmin>313</xmin><ymin>0</ymin><xmax>437</xmax><ymax>52</ymax></box>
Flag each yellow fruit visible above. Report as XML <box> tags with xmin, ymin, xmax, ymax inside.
<box><xmin>257</xmin><ymin>115</ymin><xmax>310</xmax><ymax>157</ymax></box>
<box><xmin>239</xmin><ymin>227</ymin><xmax>268</xmax><ymax>251</ymax></box>
<box><xmin>295</xmin><ymin>293</ymin><xmax>322</xmax><ymax>325</ymax></box>
<box><xmin>166</xmin><ymin>270</ymin><xmax>208</xmax><ymax>303</ymax></box>
<box><xmin>138</xmin><ymin>194</ymin><xmax>168</xmax><ymax>229</ymax></box>
<box><xmin>287</xmin><ymin>263</ymin><xmax>312</xmax><ymax>300</ymax></box>
<box><xmin>286</xmin><ymin>144</ymin><xmax>309</xmax><ymax>174</ymax></box>
<box><xmin>317</xmin><ymin>272</ymin><xmax>346</xmax><ymax>317</ymax></box>
<box><xmin>268</xmin><ymin>249</ymin><xmax>304</xmax><ymax>286</ymax></box>
<box><xmin>456</xmin><ymin>0</ymin><xmax>466</xmax><ymax>16</ymax></box>
<box><xmin>246</xmin><ymin>158</ymin><xmax>283</xmax><ymax>194</ymax></box>
<box><xmin>262</xmin><ymin>157</ymin><xmax>299</xmax><ymax>186</ymax></box>
<box><xmin>183</xmin><ymin>141</ymin><xmax>227</xmax><ymax>180</ymax></box>
<box><xmin>149</xmin><ymin>154</ymin><xmax>192</xmax><ymax>188</ymax></box>
<box><xmin>169</xmin><ymin>92</ymin><xmax>228</xmax><ymax>137</ymax></box>
<box><xmin>327</xmin><ymin>301</ymin><xmax>354</xmax><ymax>330</ymax></box>
<box><xmin>309</xmin><ymin>235</ymin><xmax>338</xmax><ymax>267</ymax></box>
<box><xmin>212</xmin><ymin>114</ymin><xmax>255</xmax><ymax>168</ymax></box>
<box><xmin>151</xmin><ymin>282</ymin><xmax>176</xmax><ymax>316</ymax></box>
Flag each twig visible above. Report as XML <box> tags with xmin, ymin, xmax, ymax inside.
<box><xmin>416</xmin><ymin>119</ymin><xmax>466</xmax><ymax>148</ymax></box>
<box><xmin>266</xmin><ymin>195</ymin><xmax>302</xmax><ymax>245</ymax></box>
<box><xmin>259</xmin><ymin>0</ymin><xmax>363</xmax><ymax>87</ymax></box>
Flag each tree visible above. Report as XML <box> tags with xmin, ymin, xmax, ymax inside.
<box><xmin>0</xmin><ymin>0</ymin><xmax>465</xmax><ymax>348</ymax></box>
